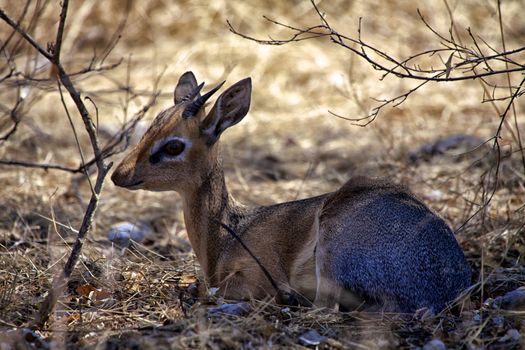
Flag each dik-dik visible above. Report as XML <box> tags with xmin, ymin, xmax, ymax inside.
<box><xmin>112</xmin><ymin>72</ymin><xmax>471</xmax><ymax>313</ymax></box>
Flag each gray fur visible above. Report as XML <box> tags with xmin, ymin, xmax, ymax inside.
<box><xmin>317</xmin><ymin>177</ymin><xmax>471</xmax><ymax>312</ymax></box>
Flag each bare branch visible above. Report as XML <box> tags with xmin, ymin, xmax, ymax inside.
<box><xmin>228</xmin><ymin>0</ymin><xmax>524</xmax><ymax>129</ymax></box>
<box><xmin>497</xmin><ymin>0</ymin><xmax>525</xmax><ymax>175</ymax></box>
<box><xmin>0</xmin><ymin>0</ymin><xmax>31</xmax><ymax>55</ymax></box>
<box><xmin>0</xmin><ymin>8</ymin><xmax>52</xmax><ymax>60</ymax></box>
<box><xmin>0</xmin><ymin>97</ymin><xmax>22</xmax><ymax>142</ymax></box>
<box><xmin>0</xmin><ymin>159</ymin><xmax>77</xmax><ymax>172</ymax></box>
<box><xmin>52</xmin><ymin>0</ymin><xmax>69</xmax><ymax>63</ymax></box>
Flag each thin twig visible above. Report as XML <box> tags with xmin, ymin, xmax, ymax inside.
<box><xmin>497</xmin><ymin>0</ymin><xmax>525</xmax><ymax>175</ymax></box>
<box><xmin>0</xmin><ymin>159</ymin><xmax>78</xmax><ymax>172</ymax></box>
<box><xmin>455</xmin><ymin>76</ymin><xmax>525</xmax><ymax>233</ymax></box>
<box><xmin>217</xmin><ymin>221</ymin><xmax>280</xmax><ymax>294</ymax></box>
<box><xmin>57</xmin><ymin>79</ymin><xmax>94</xmax><ymax>192</ymax></box>
<box><xmin>52</xmin><ymin>0</ymin><xmax>69</xmax><ymax>63</ymax></box>
<box><xmin>0</xmin><ymin>8</ymin><xmax>52</xmax><ymax>60</ymax></box>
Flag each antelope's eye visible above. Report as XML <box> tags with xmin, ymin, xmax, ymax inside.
<box><xmin>162</xmin><ymin>139</ymin><xmax>185</xmax><ymax>156</ymax></box>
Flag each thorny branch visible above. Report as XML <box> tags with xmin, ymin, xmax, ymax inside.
<box><xmin>0</xmin><ymin>0</ymin><xmax>153</xmax><ymax>328</ymax></box>
<box><xmin>228</xmin><ymin>0</ymin><xmax>524</xmax><ymax>126</ymax></box>
<box><xmin>456</xmin><ymin>76</ymin><xmax>525</xmax><ymax>232</ymax></box>
<box><xmin>0</xmin><ymin>7</ymin><xmax>52</xmax><ymax>61</ymax></box>
<box><xmin>0</xmin><ymin>97</ymin><xmax>22</xmax><ymax>142</ymax></box>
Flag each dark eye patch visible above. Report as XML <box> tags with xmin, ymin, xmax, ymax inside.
<box><xmin>149</xmin><ymin>152</ymin><xmax>162</xmax><ymax>164</ymax></box>
<box><xmin>149</xmin><ymin>139</ymin><xmax>186</xmax><ymax>164</ymax></box>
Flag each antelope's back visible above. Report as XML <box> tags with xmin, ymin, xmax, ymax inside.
<box><xmin>319</xmin><ymin>176</ymin><xmax>471</xmax><ymax>312</ymax></box>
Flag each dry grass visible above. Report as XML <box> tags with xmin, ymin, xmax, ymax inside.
<box><xmin>1</xmin><ymin>0</ymin><xmax>524</xmax><ymax>348</ymax></box>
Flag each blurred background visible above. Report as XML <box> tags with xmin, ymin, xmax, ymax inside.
<box><xmin>0</xmin><ymin>0</ymin><xmax>524</xmax><ymax>346</ymax></box>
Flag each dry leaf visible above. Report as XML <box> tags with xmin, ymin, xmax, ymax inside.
<box><xmin>76</xmin><ymin>284</ymin><xmax>97</xmax><ymax>297</ymax></box>
<box><xmin>76</xmin><ymin>284</ymin><xmax>112</xmax><ymax>301</ymax></box>
<box><xmin>178</xmin><ymin>274</ymin><xmax>198</xmax><ymax>287</ymax></box>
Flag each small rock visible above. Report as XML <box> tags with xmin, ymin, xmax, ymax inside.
<box><xmin>498</xmin><ymin>329</ymin><xmax>520</xmax><ymax>343</ymax></box>
<box><xmin>423</xmin><ymin>339</ymin><xmax>447</xmax><ymax>350</ymax></box>
<box><xmin>298</xmin><ymin>329</ymin><xmax>327</xmax><ymax>346</ymax></box>
<box><xmin>426</xmin><ymin>190</ymin><xmax>444</xmax><ymax>201</ymax></box>
<box><xmin>492</xmin><ymin>287</ymin><xmax>525</xmax><ymax>310</ymax></box>
<box><xmin>108</xmin><ymin>222</ymin><xmax>153</xmax><ymax>248</ymax></box>
<box><xmin>20</xmin><ymin>85</ymin><xmax>31</xmax><ymax>99</ymax></box>
<box><xmin>207</xmin><ymin>287</ymin><xmax>220</xmax><ymax>297</ymax></box>
<box><xmin>408</xmin><ymin>134</ymin><xmax>486</xmax><ymax>164</ymax></box>
<box><xmin>207</xmin><ymin>302</ymin><xmax>251</xmax><ymax>317</ymax></box>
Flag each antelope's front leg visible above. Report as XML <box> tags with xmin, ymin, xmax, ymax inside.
<box><xmin>216</xmin><ymin>269</ymin><xmax>272</xmax><ymax>301</ymax></box>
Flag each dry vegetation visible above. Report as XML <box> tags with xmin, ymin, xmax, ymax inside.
<box><xmin>1</xmin><ymin>0</ymin><xmax>524</xmax><ymax>348</ymax></box>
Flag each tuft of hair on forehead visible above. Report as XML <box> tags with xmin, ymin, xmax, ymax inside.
<box><xmin>144</xmin><ymin>106</ymin><xmax>179</xmax><ymax>135</ymax></box>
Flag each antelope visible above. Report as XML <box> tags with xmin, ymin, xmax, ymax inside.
<box><xmin>111</xmin><ymin>72</ymin><xmax>471</xmax><ymax>313</ymax></box>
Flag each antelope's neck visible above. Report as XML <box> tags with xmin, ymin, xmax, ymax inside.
<box><xmin>181</xmin><ymin>162</ymin><xmax>242</xmax><ymax>281</ymax></box>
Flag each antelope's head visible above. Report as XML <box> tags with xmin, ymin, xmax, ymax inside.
<box><xmin>111</xmin><ymin>71</ymin><xmax>252</xmax><ymax>193</ymax></box>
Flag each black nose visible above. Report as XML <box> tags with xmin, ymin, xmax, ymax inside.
<box><xmin>111</xmin><ymin>167</ymin><xmax>127</xmax><ymax>187</ymax></box>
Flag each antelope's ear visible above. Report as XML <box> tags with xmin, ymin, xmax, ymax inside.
<box><xmin>174</xmin><ymin>71</ymin><xmax>199</xmax><ymax>104</ymax></box>
<box><xmin>200</xmin><ymin>78</ymin><xmax>252</xmax><ymax>144</ymax></box>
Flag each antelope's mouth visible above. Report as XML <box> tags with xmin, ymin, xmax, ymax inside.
<box><xmin>125</xmin><ymin>180</ymin><xmax>144</xmax><ymax>188</ymax></box>
<box><xmin>115</xmin><ymin>179</ymin><xmax>144</xmax><ymax>189</ymax></box>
